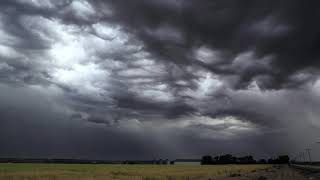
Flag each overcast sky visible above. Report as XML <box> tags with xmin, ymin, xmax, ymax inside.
<box><xmin>1</xmin><ymin>0</ymin><xmax>320</xmax><ymax>160</ymax></box>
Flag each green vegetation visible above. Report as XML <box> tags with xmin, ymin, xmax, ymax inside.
<box><xmin>0</xmin><ymin>163</ymin><xmax>271</xmax><ymax>180</ymax></box>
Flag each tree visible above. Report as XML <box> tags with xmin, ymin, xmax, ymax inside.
<box><xmin>277</xmin><ymin>155</ymin><xmax>290</xmax><ymax>164</ymax></box>
<box><xmin>201</xmin><ymin>155</ymin><xmax>213</xmax><ymax>165</ymax></box>
<box><xmin>218</xmin><ymin>154</ymin><xmax>234</xmax><ymax>164</ymax></box>
<box><xmin>258</xmin><ymin>159</ymin><xmax>267</xmax><ymax>164</ymax></box>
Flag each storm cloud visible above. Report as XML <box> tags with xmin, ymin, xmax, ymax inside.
<box><xmin>1</xmin><ymin>0</ymin><xmax>320</xmax><ymax>160</ymax></box>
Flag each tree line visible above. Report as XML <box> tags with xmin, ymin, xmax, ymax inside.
<box><xmin>201</xmin><ymin>154</ymin><xmax>290</xmax><ymax>165</ymax></box>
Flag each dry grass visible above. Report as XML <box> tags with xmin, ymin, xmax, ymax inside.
<box><xmin>0</xmin><ymin>163</ymin><xmax>271</xmax><ymax>180</ymax></box>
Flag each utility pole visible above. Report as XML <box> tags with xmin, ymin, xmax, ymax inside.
<box><xmin>305</xmin><ymin>148</ymin><xmax>312</xmax><ymax>163</ymax></box>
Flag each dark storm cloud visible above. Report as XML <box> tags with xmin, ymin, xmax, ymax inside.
<box><xmin>1</xmin><ymin>0</ymin><xmax>320</xmax><ymax>160</ymax></box>
<box><xmin>97</xmin><ymin>0</ymin><xmax>320</xmax><ymax>89</ymax></box>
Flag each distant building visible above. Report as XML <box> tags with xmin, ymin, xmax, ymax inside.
<box><xmin>174</xmin><ymin>159</ymin><xmax>201</xmax><ymax>165</ymax></box>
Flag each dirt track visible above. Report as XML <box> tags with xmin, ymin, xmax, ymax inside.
<box><xmin>201</xmin><ymin>165</ymin><xmax>310</xmax><ymax>180</ymax></box>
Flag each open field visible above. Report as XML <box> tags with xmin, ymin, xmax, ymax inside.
<box><xmin>0</xmin><ymin>163</ymin><xmax>270</xmax><ymax>180</ymax></box>
<box><xmin>0</xmin><ymin>163</ymin><xmax>309</xmax><ymax>180</ymax></box>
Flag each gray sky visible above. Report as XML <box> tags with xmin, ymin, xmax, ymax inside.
<box><xmin>1</xmin><ymin>0</ymin><xmax>320</xmax><ymax>160</ymax></box>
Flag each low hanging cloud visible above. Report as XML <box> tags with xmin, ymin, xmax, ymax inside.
<box><xmin>1</xmin><ymin>0</ymin><xmax>320</xmax><ymax>160</ymax></box>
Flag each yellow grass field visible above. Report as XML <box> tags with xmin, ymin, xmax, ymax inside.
<box><xmin>0</xmin><ymin>163</ymin><xmax>272</xmax><ymax>180</ymax></box>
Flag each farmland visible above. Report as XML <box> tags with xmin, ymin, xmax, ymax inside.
<box><xmin>0</xmin><ymin>163</ymin><xmax>274</xmax><ymax>180</ymax></box>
